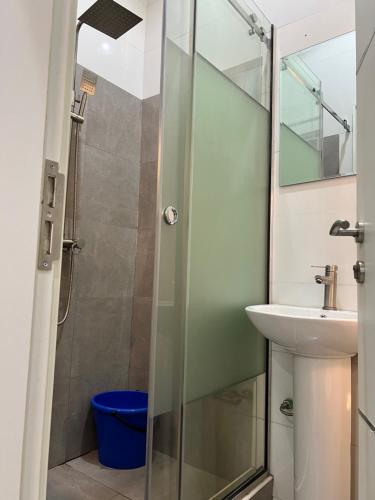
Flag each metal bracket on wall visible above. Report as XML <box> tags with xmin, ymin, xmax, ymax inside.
<box><xmin>38</xmin><ymin>159</ymin><xmax>65</xmax><ymax>270</ymax></box>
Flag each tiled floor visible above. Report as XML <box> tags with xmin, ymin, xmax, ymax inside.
<box><xmin>47</xmin><ymin>450</ymin><xmax>149</xmax><ymax>500</ymax></box>
<box><xmin>47</xmin><ymin>450</ymin><xmax>229</xmax><ymax>500</ymax></box>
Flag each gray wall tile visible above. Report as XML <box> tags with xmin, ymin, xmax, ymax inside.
<box><xmin>48</xmin><ymin>399</ymin><xmax>68</xmax><ymax>469</ymax></box>
<box><xmin>76</xmin><ymin>221</ymin><xmax>137</xmax><ymax>299</ymax></box>
<box><xmin>134</xmin><ymin>229</ymin><xmax>155</xmax><ymax>298</ymax></box>
<box><xmin>128</xmin><ymin>297</ymin><xmax>152</xmax><ymax>392</ymax></box>
<box><xmin>128</xmin><ymin>368</ymin><xmax>149</xmax><ymax>392</ymax></box>
<box><xmin>49</xmin><ymin>288</ymin><xmax>76</xmax><ymax>468</ymax></box>
<box><xmin>128</xmin><ymin>94</ymin><xmax>160</xmax><ymax>392</ymax></box>
<box><xmin>70</xmin><ymin>297</ymin><xmax>132</xmax><ymax>379</ymax></box>
<box><xmin>79</xmin><ymin>144</ymin><xmax>140</xmax><ymax>229</ymax></box>
<box><xmin>50</xmin><ymin>66</ymin><xmax>143</xmax><ymax>466</ymax></box>
<box><xmin>84</xmin><ymin>74</ymin><xmax>142</xmax><ymax>162</ymax></box>
<box><xmin>65</xmin><ymin>409</ymin><xmax>98</xmax><ymax>461</ymax></box>
<box><xmin>130</xmin><ymin>298</ymin><xmax>152</xmax><ymax>372</ymax></box>
<box><xmin>141</xmin><ymin>95</ymin><xmax>160</xmax><ymax>164</ymax></box>
<box><xmin>50</xmin><ymin>68</ymin><xmax>159</xmax><ymax>467</ymax></box>
<box><xmin>138</xmin><ymin>161</ymin><xmax>157</xmax><ymax>230</ymax></box>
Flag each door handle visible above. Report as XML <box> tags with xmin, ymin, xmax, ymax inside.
<box><xmin>329</xmin><ymin>220</ymin><xmax>364</xmax><ymax>243</ymax></box>
<box><xmin>163</xmin><ymin>206</ymin><xmax>178</xmax><ymax>225</ymax></box>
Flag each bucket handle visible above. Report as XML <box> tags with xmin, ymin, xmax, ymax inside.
<box><xmin>111</xmin><ymin>411</ymin><xmax>147</xmax><ymax>433</ymax></box>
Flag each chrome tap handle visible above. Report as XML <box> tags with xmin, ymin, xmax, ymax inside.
<box><xmin>329</xmin><ymin>220</ymin><xmax>364</xmax><ymax>243</ymax></box>
<box><xmin>315</xmin><ymin>275</ymin><xmax>325</xmax><ymax>284</ymax></box>
<box><xmin>311</xmin><ymin>265</ymin><xmax>338</xmax><ymax>310</ymax></box>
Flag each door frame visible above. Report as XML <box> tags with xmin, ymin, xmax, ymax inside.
<box><xmin>18</xmin><ymin>2</ymin><xmax>77</xmax><ymax>499</ymax></box>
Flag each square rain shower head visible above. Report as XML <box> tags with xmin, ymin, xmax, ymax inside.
<box><xmin>78</xmin><ymin>0</ymin><xmax>143</xmax><ymax>40</ymax></box>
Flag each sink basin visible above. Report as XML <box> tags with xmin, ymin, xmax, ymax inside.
<box><xmin>245</xmin><ymin>304</ymin><xmax>357</xmax><ymax>358</ymax></box>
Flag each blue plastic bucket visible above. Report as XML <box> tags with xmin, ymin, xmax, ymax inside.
<box><xmin>91</xmin><ymin>390</ymin><xmax>148</xmax><ymax>469</ymax></box>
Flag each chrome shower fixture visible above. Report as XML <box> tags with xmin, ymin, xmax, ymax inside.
<box><xmin>61</xmin><ymin>0</ymin><xmax>144</xmax><ymax>326</ymax></box>
<box><xmin>78</xmin><ymin>0</ymin><xmax>143</xmax><ymax>39</ymax></box>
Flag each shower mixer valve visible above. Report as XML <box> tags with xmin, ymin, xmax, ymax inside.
<box><xmin>63</xmin><ymin>238</ymin><xmax>85</xmax><ymax>252</ymax></box>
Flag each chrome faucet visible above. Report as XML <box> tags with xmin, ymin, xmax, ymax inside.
<box><xmin>313</xmin><ymin>265</ymin><xmax>338</xmax><ymax>310</ymax></box>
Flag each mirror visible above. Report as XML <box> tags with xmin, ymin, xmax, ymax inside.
<box><xmin>279</xmin><ymin>32</ymin><xmax>356</xmax><ymax>186</ymax></box>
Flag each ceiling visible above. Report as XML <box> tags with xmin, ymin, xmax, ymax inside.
<box><xmin>253</xmin><ymin>0</ymin><xmax>353</xmax><ymax>27</ymax></box>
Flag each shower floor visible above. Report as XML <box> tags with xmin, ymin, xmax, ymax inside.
<box><xmin>47</xmin><ymin>450</ymin><xmax>227</xmax><ymax>499</ymax></box>
<box><xmin>47</xmin><ymin>450</ymin><xmax>147</xmax><ymax>500</ymax></box>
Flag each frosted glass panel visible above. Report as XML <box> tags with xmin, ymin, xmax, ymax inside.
<box><xmin>186</xmin><ymin>56</ymin><xmax>269</xmax><ymax>400</ymax></box>
<box><xmin>181</xmin><ymin>54</ymin><xmax>270</xmax><ymax>499</ymax></box>
<box><xmin>196</xmin><ymin>0</ymin><xmax>272</xmax><ymax>108</ymax></box>
<box><xmin>280</xmin><ymin>124</ymin><xmax>321</xmax><ymax>186</ymax></box>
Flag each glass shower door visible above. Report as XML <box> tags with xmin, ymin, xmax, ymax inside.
<box><xmin>181</xmin><ymin>1</ymin><xmax>272</xmax><ymax>498</ymax></box>
<box><xmin>147</xmin><ymin>1</ymin><xmax>272</xmax><ymax>498</ymax></box>
<box><xmin>146</xmin><ymin>0</ymin><xmax>196</xmax><ymax>498</ymax></box>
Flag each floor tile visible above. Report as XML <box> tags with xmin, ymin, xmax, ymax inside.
<box><xmin>68</xmin><ymin>450</ymin><xmax>147</xmax><ymax>500</ymax></box>
<box><xmin>47</xmin><ymin>464</ymin><xmax>119</xmax><ymax>500</ymax></box>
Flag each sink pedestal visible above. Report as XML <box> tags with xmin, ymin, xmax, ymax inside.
<box><xmin>245</xmin><ymin>304</ymin><xmax>357</xmax><ymax>500</ymax></box>
<box><xmin>294</xmin><ymin>356</ymin><xmax>351</xmax><ymax>500</ymax></box>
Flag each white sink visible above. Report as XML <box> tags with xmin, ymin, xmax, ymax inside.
<box><xmin>246</xmin><ymin>304</ymin><xmax>358</xmax><ymax>500</ymax></box>
<box><xmin>245</xmin><ymin>304</ymin><xmax>357</xmax><ymax>358</ymax></box>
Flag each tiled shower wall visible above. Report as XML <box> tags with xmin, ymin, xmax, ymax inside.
<box><xmin>128</xmin><ymin>95</ymin><xmax>160</xmax><ymax>391</ymax></box>
<box><xmin>49</xmin><ymin>67</ymin><xmax>159</xmax><ymax>468</ymax></box>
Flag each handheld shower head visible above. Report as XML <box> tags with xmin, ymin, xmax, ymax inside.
<box><xmin>80</xmin><ymin>69</ymin><xmax>97</xmax><ymax>96</ymax></box>
<box><xmin>78</xmin><ymin>0</ymin><xmax>143</xmax><ymax>39</ymax></box>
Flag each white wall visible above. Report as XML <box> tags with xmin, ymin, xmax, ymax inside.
<box><xmin>270</xmin><ymin>3</ymin><xmax>357</xmax><ymax>499</ymax></box>
<box><xmin>255</xmin><ymin>0</ymin><xmax>353</xmax><ymax>27</ymax></box>
<box><xmin>0</xmin><ymin>1</ymin><xmax>54</xmax><ymax>498</ymax></box>
<box><xmin>77</xmin><ymin>0</ymin><xmax>162</xmax><ymax>99</ymax></box>
<box><xmin>143</xmin><ymin>0</ymin><xmax>163</xmax><ymax>98</ymax></box>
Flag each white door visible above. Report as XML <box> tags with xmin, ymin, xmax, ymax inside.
<box><xmin>0</xmin><ymin>2</ymin><xmax>77</xmax><ymax>499</ymax></box>
<box><xmin>356</xmin><ymin>0</ymin><xmax>375</xmax><ymax>498</ymax></box>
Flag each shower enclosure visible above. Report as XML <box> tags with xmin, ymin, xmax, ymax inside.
<box><xmin>147</xmin><ymin>0</ymin><xmax>273</xmax><ymax>499</ymax></box>
<box><xmin>47</xmin><ymin>0</ymin><xmax>273</xmax><ymax>498</ymax></box>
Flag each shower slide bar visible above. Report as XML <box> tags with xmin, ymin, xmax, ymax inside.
<box><xmin>311</xmin><ymin>87</ymin><xmax>351</xmax><ymax>133</ymax></box>
<box><xmin>283</xmin><ymin>60</ymin><xmax>351</xmax><ymax>134</ymax></box>
<box><xmin>320</xmin><ymin>98</ymin><xmax>351</xmax><ymax>133</ymax></box>
<box><xmin>227</xmin><ymin>0</ymin><xmax>271</xmax><ymax>46</ymax></box>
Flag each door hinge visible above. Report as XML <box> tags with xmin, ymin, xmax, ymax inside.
<box><xmin>38</xmin><ymin>159</ymin><xmax>65</xmax><ymax>271</ymax></box>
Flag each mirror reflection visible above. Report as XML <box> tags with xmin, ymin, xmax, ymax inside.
<box><xmin>279</xmin><ymin>32</ymin><xmax>356</xmax><ymax>186</ymax></box>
